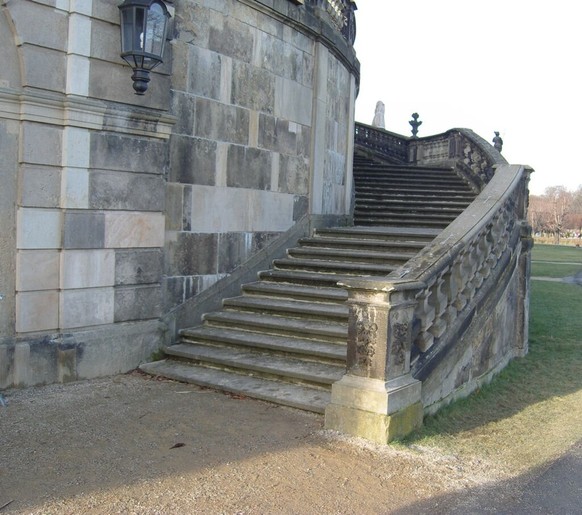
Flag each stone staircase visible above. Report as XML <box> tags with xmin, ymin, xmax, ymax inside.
<box><xmin>141</xmin><ymin>154</ymin><xmax>477</xmax><ymax>413</ymax></box>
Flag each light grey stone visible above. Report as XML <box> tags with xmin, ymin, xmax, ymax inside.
<box><xmin>166</xmin><ymin>232</ymin><xmax>218</xmax><ymax>276</ymax></box>
<box><xmin>195</xmin><ymin>98</ymin><xmax>250</xmax><ymax>145</ymax></box>
<box><xmin>227</xmin><ymin>145</ymin><xmax>271</xmax><ymax>190</ymax></box>
<box><xmin>115</xmin><ymin>249</ymin><xmax>163</xmax><ymax>286</ymax></box>
<box><xmin>258</xmin><ymin>114</ymin><xmax>297</xmax><ymax>154</ymax></box>
<box><xmin>22</xmin><ymin>123</ymin><xmax>62</xmax><ymax>167</ymax></box>
<box><xmin>20</xmin><ymin>44</ymin><xmax>66</xmax><ymax>92</ymax></box>
<box><xmin>208</xmin><ymin>18</ymin><xmax>254</xmax><ymax>63</ymax></box>
<box><xmin>279</xmin><ymin>154</ymin><xmax>309</xmax><ymax>195</ymax></box>
<box><xmin>187</xmin><ymin>45</ymin><xmax>222</xmax><ymax>99</ymax></box>
<box><xmin>9</xmin><ymin>1</ymin><xmax>68</xmax><ymax>51</ymax></box>
<box><xmin>231</xmin><ymin>61</ymin><xmax>274</xmax><ymax>114</ymax></box>
<box><xmin>60</xmin><ymin>287</ymin><xmax>115</xmax><ymax>329</ymax></box>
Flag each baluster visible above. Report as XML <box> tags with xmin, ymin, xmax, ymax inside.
<box><xmin>414</xmin><ymin>281</ymin><xmax>436</xmax><ymax>352</ymax></box>
<box><xmin>429</xmin><ymin>268</ymin><xmax>449</xmax><ymax>339</ymax></box>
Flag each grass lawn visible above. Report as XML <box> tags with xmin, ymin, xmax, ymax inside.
<box><xmin>401</xmin><ymin>245</ymin><xmax>582</xmax><ymax>474</ymax></box>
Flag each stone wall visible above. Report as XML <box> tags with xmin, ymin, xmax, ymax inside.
<box><xmin>0</xmin><ymin>0</ymin><xmax>359</xmax><ymax>387</ymax></box>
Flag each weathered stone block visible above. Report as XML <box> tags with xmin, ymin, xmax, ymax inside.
<box><xmin>169</xmin><ymin>136</ymin><xmax>217</xmax><ymax>186</ymax></box>
<box><xmin>115</xmin><ymin>249</ymin><xmax>163</xmax><ymax>286</ymax></box>
<box><xmin>16</xmin><ymin>291</ymin><xmax>59</xmax><ymax>333</ymax></box>
<box><xmin>279</xmin><ymin>154</ymin><xmax>309</xmax><ymax>195</ymax></box>
<box><xmin>293</xmin><ymin>195</ymin><xmax>309</xmax><ymax>221</ymax></box>
<box><xmin>17</xmin><ymin>250</ymin><xmax>60</xmax><ymax>291</ymax></box>
<box><xmin>274</xmin><ymin>76</ymin><xmax>312</xmax><ymax>126</ymax></box>
<box><xmin>231</xmin><ymin>61</ymin><xmax>274</xmax><ymax>114</ymax></box>
<box><xmin>17</xmin><ymin>208</ymin><xmax>62</xmax><ymax>249</ymax></box>
<box><xmin>64</xmin><ymin>211</ymin><xmax>105</xmax><ymax>249</ymax></box>
<box><xmin>89</xmin><ymin>171</ymin><xmax>165</xmax><ymax>211</ymax></box>
<box><xmin>61</xmin><ymin>249</ymin><xmax>115</xmax><ymax>289</ymax></box>
<box><xmin>208</xmin><ymin>19</ymin><xmax>254</xmax><ymax>63</ymax></box>
<box><xmin>171</xmin><ymin>91</ymin><xmax>196</xmax><ymax>136</ymax></box>
<box><xmin>22</xmin><ymin>123</ymin><xmax>62</xmax><ymax>167</ymax></box>
<box><xmin>9</xmin><ymin>1</ymin><xmax>68</xmax><ymax>51</ymax></box>
<box><xmin>62</xmin><ymin>168</ymin><xmax>89</xmax><ymax>208</ymax></box>
<box><xmin>187</xmin><ymin>45</ymin><xmax>222</xmax><ymax>99</ymax></box>
<box><xmin>104</xmin><ymin>212</ymin><xmax>165</xmax><ymax>248</ymax></box>
<box><xmin>60</xmin><ymin>287</ymin><xmax>115</xmax><ymax>328</ymax></box>
<box><xmin>258</xmin><ymin>114</ymin><xmax>297</xmax><ymax>154</ymax></box>
<box><xmin>195</xmin><ymin>98</ymin><xmax>249</xmax><ymax>145</ymax></box>
<box><xmin>20</xmin><ymin>44</ymin><xmax>66</xmax><ymax>92</ymax></box>
<box><xmin>166</xmin><ymin>232</ymin><xmax>218</xmax><ymax>276</ymax></box>
<box><xmin>20</xmin><ymin>166</ymin><xmax>61</xmax><ymax>208</ymax></box>
<box><xmin>90</xmin><ymin>132</ymin><xmax>169</xmax><ymax>175</ymax></box>
<box><xmin>165</xmin><ymin>183</ymin><xmax>184</xmax><ymax>231</ymax></box>
<box><xmin>114</xmin><ymin>285</ymin><xmax>162</xmax><ymax>322</ymax></box>
<box><xmin>227</xmin><ymin>146</ymin><xmax>272</xmax><ymax>190</ymax></box>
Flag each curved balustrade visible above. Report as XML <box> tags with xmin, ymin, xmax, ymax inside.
<box><xmin>325</xmin><ymin>124</ymin><xmax>533</xmax><ymax>443</ymax></box>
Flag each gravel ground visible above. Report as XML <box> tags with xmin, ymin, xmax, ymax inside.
<box><xmin>0</xmin><ymin>373</ymin><xmax>556</xmax><ymax>514</ymax></box>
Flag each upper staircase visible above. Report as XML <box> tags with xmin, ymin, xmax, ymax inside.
<box><xmin>141</xmin><ymin>151</ymin><xmax>478</xmax><ymax>413</ymax></box>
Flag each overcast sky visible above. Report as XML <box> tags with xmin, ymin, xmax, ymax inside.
<box><xmin>353</xmin><ymin>1</ymin><xmax>581</xmax><ymax>195</ymax></box>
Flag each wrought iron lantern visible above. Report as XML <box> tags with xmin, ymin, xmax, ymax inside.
<box><xmin>118</xmin><ymin>0</ymin><xmax>171</xmax><ymax>95</ymax></box>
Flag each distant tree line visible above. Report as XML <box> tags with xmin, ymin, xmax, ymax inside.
<box><xmin>529</xmin><ymin>185</ymin><xmax>582</xmax><ymax>244</ymax></box>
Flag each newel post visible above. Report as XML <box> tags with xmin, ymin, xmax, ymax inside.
<box><xmin>325</xmin><ymin>279</ymin><xmax>425</xmax><ymax>443</ymax></box>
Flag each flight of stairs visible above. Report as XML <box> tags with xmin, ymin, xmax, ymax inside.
<box><xmin>141</xmin><ymin>154</ymin><xmax>478</xmax><ymax>413</ymax></box>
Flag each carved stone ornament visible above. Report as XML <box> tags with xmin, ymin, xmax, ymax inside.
<box><xmin>391</xmin><ymin>322</ymin><xmax>409</xmax><ymax>365</ymax></box>
<box><xmin>354</xmin><ymin>308</ymin><xmax>379</xmax><ymax>369</ymax></box>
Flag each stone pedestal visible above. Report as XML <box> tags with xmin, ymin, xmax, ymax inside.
<box><xmin>325</xmin><ymin>374</ymin><xmax>423</xmax><ymax>443</ymax></box>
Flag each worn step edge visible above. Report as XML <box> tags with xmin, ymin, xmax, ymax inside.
<box><xmin>165</xmin><ymin>344</ymin><xmax>344</xmax><ymax>385</ymax></box>
<box><xmin>242</xmin><ymin>281</ymin><xmax>348</xmax><ymax>303</ymax></box>
<box><xmin>222</xmin><ymin>296</ymin><xmax>348</xmax><ymax>320</ymax></box>
<box><xmin>273</xmin><ymin>258</ymin><xmax>398</xmax><ymax>274</ymax></box>
<box><xmin>139</xmin><ymin>360</ymin><xmax>330</xmax><ymax>413</ymax></box>
<box><xmin>178</xmin><ymin>326</ymin><xmax>346</xmax><ymax>361</ymax></box>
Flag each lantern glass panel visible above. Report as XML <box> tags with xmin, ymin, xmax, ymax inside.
<box><xmin>144</xmin><ymin>3</ymin><xmax>166</xmax><ymax>56</ymax></box>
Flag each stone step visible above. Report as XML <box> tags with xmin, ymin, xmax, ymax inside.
<box><xmin>354</xmin><ymin>175</ymin><xmax>469</xmax><ymax>188</ymax></box>
<box><xmin>287</xmin><ymin>246</ymin><xmax>413</xmax><ymax>265</ymax></box>
<box><xmin>258</xmin><ymin>269</ymin><xmax>368</xmax><ymax>287</ymax></box>
<box><xmin>355</xmin><ymin>197</ymin><xmax>473</xmax><ymax>208</ymax></box>
<box><xmin>139</xmin><ymin>360</ymin><xmax>331</xmax><ymax>413</ymax></box>
<box><xmin>178</xmin><ymin>326</ymin><xmax>346</xmax><ymax>363</ymax></box>
<box><xmin>314</xmin><ymin>226</ymin><xmax>440</xmax><ymax>242</ymax></box>
<box><xmin>222</xmin><ymin>296</ymin><xmax>348</xmax><ymax>321</ymax></box>
<box><xmin>355</xmin><ymin>217</ymin><xmax>452</xmax><ymax>229</ymax></box>
<box><xmin>356</xmin><ymin>185</ymin><xmax>474</xmax><ymax>196</ymax></box>
<box><xmin>297</xmin><ymin>236</ymin><xmax>425</xmax><ymax>254</ymax></box>
<box><xmin>202</xmin><ymin>310</ymin><xmax>347</xmax><ymax>342</ymax></box>
<box><xmin>165</xmin><ymin>343</ymin><xmax>344</xmax><ymax>387</ymax></box>
<box><xmin>354</xmin><ymin>205</ymin><xmax>466</xmax><ymax>216</ymax></box>
<box><xmin>242</xmin><ymin>281</ymin><xmax>348</xmax><ymax>303</ymax></box>
<box><xmin>273</xmin><ymin>257</ymin><xmax>398</xmax><ymax>275</ymax></box>
<box><xmin>354</xmin><ymin>164</ymin><xmax>455</xmax><ymax>174</ymax></box>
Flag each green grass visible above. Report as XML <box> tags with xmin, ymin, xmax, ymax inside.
<box><xmin>400</xmin><ymin>245</ymin><xmax>582</xmax><ymax>471</ymax></box>
<box><xmin>532</xmin><ymin>244</ymin><xmax>582</xmax><ymax>263</ymax></box>
<box><xmin>531</xmin><ymin>262</ymin><xmax>582</xmax><ymax>278</ymax></box>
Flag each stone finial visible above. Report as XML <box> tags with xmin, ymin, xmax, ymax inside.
<box><xmin>493</xmin><ymin>131</ymin><xmax>503</xmax><ymax>152</ymax></box>
<box><xmin>409</xmin><ymin>113</ymin><xmax>422</xmax><ymax>138</ymax></box>
<box><xmin>372</xmin><ymin>101</ymin><xmax>385</xmax><ymax>129</ymax></box>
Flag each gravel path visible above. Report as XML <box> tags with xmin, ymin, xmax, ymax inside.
<box><xmin>0</xmin><ymin>373</ymin><xmax>504</xmax><ymax>514</ymax></box>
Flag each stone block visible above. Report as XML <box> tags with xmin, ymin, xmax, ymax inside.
<box><xmin>68</xmin><ymin>12</ymin><xmax>92</xmax><ymax>56</ymax></box>
<box><xmin>258</xmin><ymin>114</ymin><xmax>297</xmax><ymax>154</ymax></box>
<box><xmin>60</xmin><ymin>287</ymin><xmax>115</xmax><ymax>328</ymax></box>
<box><xmin>62</xmin><ymin>168</ymin><xmax>89</xmax><ymax>208</ymax></box>
<box><xmin>66</xmin><ymin>54</ymin><xmax>90</xmax><ymax>97</ymax></box>
<box><xmin>64</xmin><ymin>211</ymin><xmax>105</xmax><ymax>249</ymax></box>
<box><xmin>208</xmin><ymin>18</ymin><xmax>254</xmax><ymax>63</ymax></box>
<box><xmin>279</xmin><ymin>154</ymin><xmax>309</xmax><ymax>195</ymax></box>
<box><xmin>195</xmin><ymin>98</ymin><xmax>250</xmax><ymax>145</ymax></box>
<box><xmin>187</xmin><ymin>45</ymin><xmax>222</xmax><ymax>99</ymax></box>
<box><xmin>16</xmin><ymin>291</ymin><xmax>59</xmax><ymax>332</ymax></box>
<box><xmin>231</xmin><ymin>61</ymin><xmax>274</xmax><ymax>114</ymax></box>
<box><xmin>218</xmin><ymin>232</ymin><xmax>251</xmax><ymax>274</ymax></box>
<box><xmin>90</xmin><ymin>17</ymin><xmax>119</xmax><ymax>62</ymax></box>
<box><xmin>61</xmin><ymin>249</ymin><xmax>115</xmax><ymax>289</ymax></box>
<box><xmin>166</xmin><ymin>232</ymin><xmax>218</xmax><ymax>276</ymax></box>
<box><xmin>169</xmin><ymin>136</ymin><xmax>217</xmax><ymax>186</ymax></box>
<box><xmin>22</xmin><ymin>123</ymin><xmax>63</xmax><ymax>167</ymax></box>
<box><xmin>63</xmin><ymin>127</ymin><xmax>91</xmax><ymax>168</ymax></box>
<box><xmin>19</xmin><ymin>166</ymin><xmax>61</xmax><ymax>208</ymax></box>
<box><xmin>114</xmin><ymin>285</ymin><xmax>162</xmax><ymax>322</ymax></box>
<box><xmin>293</xmin><ymin>195</ymin><xmax>309</xmax><ymax>221</ymax></box>
<box><xmin>10</xmin><ymin>1</ymin><xmax>68</xmax><ymax>51</ymax></box>
<box><xmin>189</xmin><ymin>186</ymin><xmax>294</xmax><ymax>233</ymax></box>
<box><xmin>227</xmin><ymin>145</ymin><xmax>272</xmax><ymax>190</ymax></box>
<box><xmin>274</xmin><ymin>76</ymin><xmax>312</xmax><ymax>126</ymax></box>
<box><xmin>17</xmin><ymin>208</ymin><xmax>62</xmax><ymax>250</ymax></box>
<box><xmin>115</xmin><ymin>249</ymin><xmax>163</xmax><ymax>285</ymax></box>
<box><xmin>89</xmin><ymin>171</ymin><xmax>165</xmax><ymax>211</ymax></box>
<box><xmin>171</xmin><ymin>91</ymin><xmax>196</xmax><ymax>136</ymax></box>
<box><xmin>104</xmin><ymin>212</ymin><xmax>165</xmax><ymax>249</ymax></box>
<box><xmin>17</xmin><ymin>250</ymin><xmax>60</xmax><ymax>291</ymax></box>
<box><xmin>165</xmin><ymin>183</ymin><xmax>184</xmax><ymax>231</ymax></box>
<box><xmin>20</xmin><ymin>44</ymin><xmax>66</xmax><ymax>92</ymax></box>
<box><xmin>90</xmin><ymin>132</ymin><xmax>169</xmax><ymax>175</ymax></box>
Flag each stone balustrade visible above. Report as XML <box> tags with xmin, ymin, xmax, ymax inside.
<box><xmin>326</xmin><ymin>123</ymin><xmax>533</xmax><ymax>443</ymax></box>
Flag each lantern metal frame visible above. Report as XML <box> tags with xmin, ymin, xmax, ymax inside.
<box><xmin>118</xmin><ymin>0</ymin><xmax>171</xmax><ymax>95</ymax></box>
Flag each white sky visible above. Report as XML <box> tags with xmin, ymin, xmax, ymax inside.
<box><xmin>353</xmin><ymin>1</ymin><xmax>581</xmax><ymax>195</ymax></box>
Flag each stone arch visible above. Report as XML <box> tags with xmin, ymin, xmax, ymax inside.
<box><xmin>0</xmin><ymin>8</ymin><xmax>23</xmax><ymax>89</ymax></box>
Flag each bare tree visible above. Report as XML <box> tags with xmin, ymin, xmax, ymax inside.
<box><xmin>544</xmin><ymin>186</ymin><xmax>573</xmax><ymax>244</ymax></box>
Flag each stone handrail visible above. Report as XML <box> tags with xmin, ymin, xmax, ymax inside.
<box><xmin>326</xmin><ymin>125</ymin><xmax>532</xmax><ymax>443</ymax></box>
<box><xmin>306</xmin><ymin>0</ymin><xmax>357</xmax><ymax>44</ymax></box>
<box><xmin>354</xmin><ymin>122</ymin><xmax>409</xmax><ymax>163</ymax></box>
